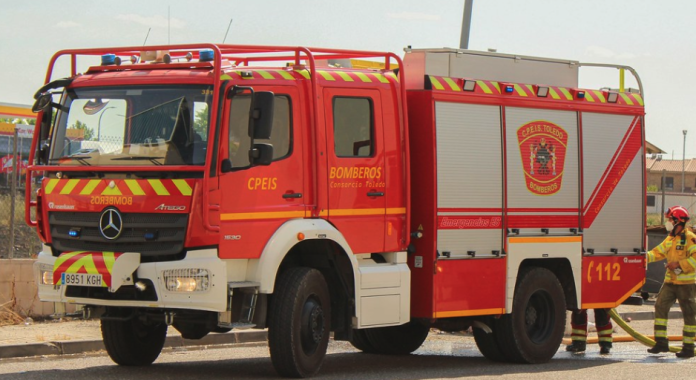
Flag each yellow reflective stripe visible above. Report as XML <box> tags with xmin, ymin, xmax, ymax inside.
<box><xmin>369</xmin><ymin>73</ymin><xmax>389</xmax><ymax>83</ymax></box>
<box><xmin>647</xmin><ymin>252</ymin><xmax>656</xmax><ymax>263</ymax></box>
<box><xmin>319</xmin><ymin>71</ymin><xmax>335</xmax><ymax>81</ymax></box>
<box><xmin>655</xmin><ymin>318</ymin><xmax>668</xmax><ymax>326</ymax></box>
<box><xmin>102</xmin><ymin>252</ymin><xmax>116</xmax><ymax>272</ymax></box>
<box><xmin>558</xmin><ymin>88</ymin><xmax>573</xmax><ymax>100</ymax></box>
<box><xmin>655</xmin><ymin>330</ymin><xmax>668</xmax><ymax>337</ymax></box>
<box><xmin>598</xmin><ymin>337</ymin><xmax>613</xmax><ymax>342</ymax></box>
<box><xmin>335</xmin><ymin>71</ymin><xmax>354</xmax><ymax>82</ymax></box>
<box><xmin>572</xmin><ymin>329</ymin><xmax>587</xmax><ymax>335</ymax></box>
<box><xmin>101</xmin><ymin>183</ymin><xmax>122</xmax><ymax>196</ymax></box>
<box><xmin>548</xmin><ymin>88</ymin><xmax>561</xmax><ymax>100</ymax></box>
<box><xmin>584</xmin><ymin>91</ymin><xmax>596</xmax><ymax>102</ymax></box>
<box><xmin>572</xmin><ymin>336</ymin><xmax>587</xmax><ymax>341</ymax></box>
<box><xmin>80</xmin><ymin>179</ymin><xmax>101</xmax><ymax>195</ymax></box>
<box><xmin>633</xmin><ymin>94</ymin><xmax>644</xmax><ymax>106</ymax></box>
<box><xmin>172</xmin><ymin>180</ymin><xmax>193</xmax><ymax>196</ymax></box>
<box><xmin>355</xmin><ymin>72</ymin><xmax>372</xmax><ymax>83</ymax></box>
<box><xmin>513</xmin><ymin>84</ymin><xmax>528</xmax><ymax>97</ymax></box>
<box><xmin>385</xmin><ymin>72</ymin><xmax>399</xmax><ymax>82</ymax></box>
<box><xmin>220</xmin><ymin>74</ymin><xmax>233</xmax><ymax>81</ymax></box>
<box><xmin>592</xmin><ymin>90</ymin><xmax>606</xmax><ymax>103</ymax></box>
<box><xmin>330</xmin><ymin>208</ymin><xmax>385</xmax><ymax>216</ymax></box>
<box><xmin>276</xmin><ymin>70</ymin><xmax>295</xmax><ymax>80</ymax></box>
<box><xmin>684</xmin><ymin>337</ymin><xmax>694</xmax><ymax>344</ymax></box>
<box><xmin>124</xmin><ymin>180</ymin><xmax>145</xmax><ymax>196</ymax></box>
<box><xmin>59</xmin><ymin>179</ymin><xmax>80</xmax><ymax>195</ymax></box>
<box><xmin>619</xmin><ymin>93</ymin><xmax>635</xmax><ymax>105</ymax></box>
<box><xmin>443</xmin><ymin>77</ymin><xmax>461</xmax><ymax>91</ymax></box>
<box><xmin>686</xmin><ymin>257</ymin><xmax>696</xmax><ymax>269</ymax></box>
<box><xmin>221</xmin><ymin>210</ymin><xmax>306</xmax><ymax>221</ymax></box>
<box><xmin>685</xmin><ymin>325</ymin><xmax>696</xmax><ymax>332</ymax></box>
<box><xmin>491</xmin><ymin>82</ymin><xmax>501</xmax><ymax>93</ymax></box>
<box><xmin>477</xmin><ymin>81</ymin><xmax>493</xmax><ymax>94</ymax></box>
<box><xmin>66</xmin><ymin>255</ymin><xmax>98</xmax><ymax>275</ymax></box>
<box><xmin>297</xmin><ymin>70</ymin><xmax>311</xmax><ymax>79</ymax></box>
<box><xmin>429</xmin><ymin>77</ymin><xmax>445</xmax><ymax>90</ymax></box>
<box><xmin>148</xmin><ymin>179</ymin><xmax>170</xmax><ymax>196</ymax></box>
<box><xmin>598</xmin><ymin>328</ymin><xmax>614</xmax><ymax>335</ymax></box>
<box><xmin>677</xmin><ymin>272</ymin><xmax>696</xmax><ymax>281</ymax></box>
<box><xmin>256</xmin><ymin>70</ymin><xmax>275</xmax><ymax>80</ymax></box>
<box><xmin>386</xmin><ymin>207</ymin><xmax>406</xmax><ymax>215</ymax></box>
<box><xmin>54</xmin><ymin>251</ymin><xmax>86</xmax><ymax>269</ymax></box>
<box><xmin>45</xmin><ymin>179</ymin><xmax>60</xmax><ymax>194</ymax></box>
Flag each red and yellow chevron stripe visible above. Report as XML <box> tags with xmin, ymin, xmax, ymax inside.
<box><xmin>220</xmin><ymin>69</ymin><xmax>397</xmax><ymax>84</ymax></box>
<box><xmin>426</xmin><ymin>75</ymin><xmax>644</xmax><ymax>107</ymax></box>
<box><xmin>53</xmin><ymin>251</ymin><xmax>123</xmax><ymax>287</ymax></box>
<box><xmin>43</xmin><ymin>178</ymin><xmax>194</xmax><ymax>197</ymax></box>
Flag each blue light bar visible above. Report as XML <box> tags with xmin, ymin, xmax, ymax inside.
<box><xmin>504</xmin><ymin>85</ymin><xmax>514</xmax><ymax>93</ymax></box>
<box><xmin>101</xmin><ymin>54</ymin><xmax>116</xmax><ymax>65</ymax></box>
<box><xmin>199</xmin><ymin>49</ymin><xmax>214</xmax><ymax>62</ymax></box>
<box><xmin>68</xmin><ymin>228</ymin><xmax>81</xmax><ymax>238</ymax></box>
<box><xmin>577</xmin><ymin>91</ymin><xmax>586</xmax><ymax>99</ymax></box>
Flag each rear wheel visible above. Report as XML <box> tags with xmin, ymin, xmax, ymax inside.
<box><xmin>495</xmin><ymin>267</ymin><xmax>566</xmax><ymax>363</ymax></box>
<box><xmin>349</xmin><ymin>329</ymin><xmax>377</xmax><ymax>353</ymax></box>
<box><xmin>101</xmin><ymin>311</ymin><xmax>168</xmax><ymax>366</ymax></box>
<box><xmin>473</xmin><ymin>317</ymin><xmax>507</xmax><ymax>362</ymax></box>
<box><xmin>363</xmin><ymin>321</ymin><xmax>429</xmax><ymax>355</ymax></box>
<box><xmin>268</xmin><ymin>267</ymin><xmax>331</xmax><ymax>378</ymax></box>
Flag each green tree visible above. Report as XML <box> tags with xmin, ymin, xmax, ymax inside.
<box><xmin>193</xmin><ymin>107</ymin><xmax>209</xmax><ymax>137</ymax></box>
<box><xmin>69</xmin><ymin>119</ymin><xmax>95</xmax><ymax>141</ymax></box>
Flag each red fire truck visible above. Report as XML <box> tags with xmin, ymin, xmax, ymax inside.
<box><xmin>28</xmin><ymin>44</ymin><xmax>646</xmax><ymax>377</ymax></box>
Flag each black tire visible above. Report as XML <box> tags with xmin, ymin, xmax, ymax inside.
<box><xmin>641</xmin><ymin>291</ymin><xmax>650</xmax><ymax>301</ymax></box>
<box><xmin>101</xmin><ymin>314</ymin><xmax>168</xmax><ymax>366</ymax></box>
<box><xmin>495</xmin><ymin>267</ymin><xmax>566</xmax><ymax>364</ymax></box>
<box><xmin>349</xmin><ymin>329</ymin><xmax>377</xmax><ymax>353</ymax></box>
<box><xmin>363</xmin><ymin>321</ymin><xmax>429</xmax><ymax>355</ymax></box>
<box><xmin>473</xmin><ymin>318</ymin><xmax>507</xmax><ymax>362</ymax></box>
<box><xmin>268</xmin><ymin>268</ymin><xmax>331</xmax><ymax>378</ymax></box>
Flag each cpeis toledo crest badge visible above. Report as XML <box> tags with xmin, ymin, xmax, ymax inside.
<box><xmin>517</xmin><ymin>120</ymin><xmax>568</xmax><ymax>196</ymax></box>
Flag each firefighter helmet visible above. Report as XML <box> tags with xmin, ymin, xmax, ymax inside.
<box><xmin>665</xmin><ymin>206</ymin><xmax>690</xmax><ymax>223</ymax></box>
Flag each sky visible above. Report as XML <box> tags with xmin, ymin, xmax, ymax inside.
<box><xmin>1</xmin><ymin>0</ymin><xmax>694</xmax><ymax>158</ymax></box>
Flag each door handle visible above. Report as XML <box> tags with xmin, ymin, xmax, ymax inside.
<box><xmin>282</xmin><ymin>193</ymin><xmax>303</xmax><ymax>199</ymax></box>
<box><xmin>367</xmin><ymin>191</ymin><xmax>384</xmax><ymax>197</ymax></box>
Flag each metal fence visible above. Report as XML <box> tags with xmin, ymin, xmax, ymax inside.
<box><xmin>0</xmin><ymin>129</ymin><xmax>41</xmax><ymax>259</ymax></box>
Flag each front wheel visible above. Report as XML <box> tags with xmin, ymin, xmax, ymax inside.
<box><xmin>101</xmin><ymin>310</ymin><xmax>168</xmax><ymax>366</ymax></box>
<box><xmin>268</xmin><ymin>267</ymin><xmax>331</xmax><ymax>378</ymax></box>
<box><xmin>495</xmin><ymin>267</ymin><xmax>566</xmax><ymax>364</ymax></box>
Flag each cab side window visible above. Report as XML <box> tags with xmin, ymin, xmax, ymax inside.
<box><xmin>228</xmin><ymin>95</ymin><xmax>291</xmax><ymax>168</ymax></box>
<box><xmin>333</xmin><ymin>97</ymin><xmax>373</xmax><ymax>157</ymax></box>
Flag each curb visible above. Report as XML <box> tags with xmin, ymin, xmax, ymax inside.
<box><xmin>619</xmin><ymin>310</ymin><xmax>683</xmax><ymax>322</ymax></box>
<box><xmin>0</xmin><ymin>330</ymin><xmax>268</xmax><ymax>360</ymax></box>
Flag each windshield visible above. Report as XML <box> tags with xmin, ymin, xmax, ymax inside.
<box><xmin>49</xmin><ymin>85</ymin><xmax>212</xmax><ymax>166</ymax></box>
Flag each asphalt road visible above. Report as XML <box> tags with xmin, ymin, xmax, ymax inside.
<box><xmin>0</xmin><ymin>335</ymin><xmax>693</xmax><ymax>380</ymax></box>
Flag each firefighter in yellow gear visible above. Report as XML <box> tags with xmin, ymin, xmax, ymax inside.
<box><xmin>646</xmin><ymin>206</ymin><xmax>696</xmax><ymax>358</ymax></box>
<box><xmin>566</xmin><ymin>309</ymin><xmax>613</xmax><ymax>354</ymax></box>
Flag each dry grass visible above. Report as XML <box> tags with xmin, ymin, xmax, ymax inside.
<box><xmin>0</xmin><ymin>300</ymin><xmax>25</xmax><ymax>327</ymax></box>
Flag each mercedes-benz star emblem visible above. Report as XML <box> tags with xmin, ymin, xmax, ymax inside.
<box><xmin>99</xmin><ymin>208</ymin><xmax>123</xmax><ymax>240</ymax></box>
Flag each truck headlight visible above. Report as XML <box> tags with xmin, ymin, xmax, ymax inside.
<box><xmin>163</xmin><ymin>269</ymin><xmax>210</xmax><ymax>292</ymax></box>
<box><xmin>39</xmin><ymin>264</ymin><xmax>53</xmax><ymax>285</ymax></box>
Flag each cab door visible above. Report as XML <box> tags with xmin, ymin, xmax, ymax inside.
<box><xmin>218</xmin><ymin>85</ymin><xmax>305</xmax><ymax>258</ymax></box>
<box><xmin>324</xmin><ymin>88</ymin><xmax>386</xmax><ymax>254</ymax></box>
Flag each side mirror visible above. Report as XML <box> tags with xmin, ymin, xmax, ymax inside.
<box><xmin>32</xmin><ymin>93</ymin><xmax>53</xmax><ymax>113</ymax></box>
<box><xmin>249</xmin><ymin>143</ymin><xmax>274</xmax><ymax>166</ymax></box>
<box><xmin>251</xmin><ymin>92</ymin><xmax>274</xmax><ymax>139</ymax></box>
<box><xmin>221</xmin><ymin>158</ymin><xmax>233</xmax><ymax>173</ymax></box>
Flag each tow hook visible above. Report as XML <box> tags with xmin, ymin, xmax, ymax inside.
<box><xmin>165</xmin><ymin>311</ymin><xmax>176</xmax><ymax>326</ymax></box>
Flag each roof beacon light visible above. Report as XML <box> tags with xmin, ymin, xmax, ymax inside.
<box><xmin>101</xmin><ymin>54</ymin><xmax>116</xmax><ymax>66</ymax></box>
<box><xmin>199</xmin><ymin>49</ymin><xmax>214</xmax><ymax>62</ymax></box>
<box><xmin>607</xmin><ymin>92</ymin><xmax>619</xmax><ymax>103</ymax></box>
<box><xmin>536</xmin><ymin>86</ymin><xmax>549</xmax><ymax>97</ymax></box>
<box><xmin>575</xmin><ymin>90</ymin><xmax>586</xmax><ymax>99</ymax></box>
<box><xmin>463</xmin><ymin>80</ymin><xmax>476</xmax><ymax>92</ymax></box>
<box><xmin>503</xmin><ymin>84</ymin><xmax>514</xmax><ymax>94</ymax></box>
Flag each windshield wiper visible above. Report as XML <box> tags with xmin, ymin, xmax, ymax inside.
<box><xmin>111</xmin><ymin>156</ymin><xmax>164</xmax><ymax>165</ymax></box>
<box><xmin>49</xmin><ymin>156</ymin><xmax>92</xmax><ymax>166</ymax></box>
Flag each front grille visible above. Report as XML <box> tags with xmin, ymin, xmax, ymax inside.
<box><xmin>49</xmin><ymin>212</ymin><xmax>188</xmax><ymax>259</ymax></box>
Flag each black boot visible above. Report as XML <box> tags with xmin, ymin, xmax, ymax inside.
<box><xmin>566</xmin><ymin>341</ymin><xmax>586</xmax><ymax>353</ymax></box>
<box><xmin>599</xmin><ymin>342</ymin><xmax>611</xmax><ymax>355</ymax></box>
<box><xmin>647</xmin><ymin>338</ymin><xmax>670</xmax><ymax>354</ymax></box>
<box><xmin>676</xmin><ymin>344</ymin><xmax>694</xmax><ymax>358</ymax></box>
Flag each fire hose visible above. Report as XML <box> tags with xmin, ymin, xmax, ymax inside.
<box><xmin>562</xmin><ymin>308</ymin><xmax>682</xmax><ymax>353</ymax></box>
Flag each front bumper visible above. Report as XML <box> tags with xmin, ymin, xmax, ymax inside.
<box><xmin>34</xmin><ymin>246</ymin><xmax>228</xmax><ymax>312</ymax></box>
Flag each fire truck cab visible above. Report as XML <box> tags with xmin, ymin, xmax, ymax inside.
<box><xmin>29</xmin><ymin>44</ymin><xmax>646</xmax><ymax>377</ymax></box>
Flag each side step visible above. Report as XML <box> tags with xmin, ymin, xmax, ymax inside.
<box><xmin>218</xmin><ymin>282</ymin><xmax>259</xmax><ymax>330</ymax></box>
